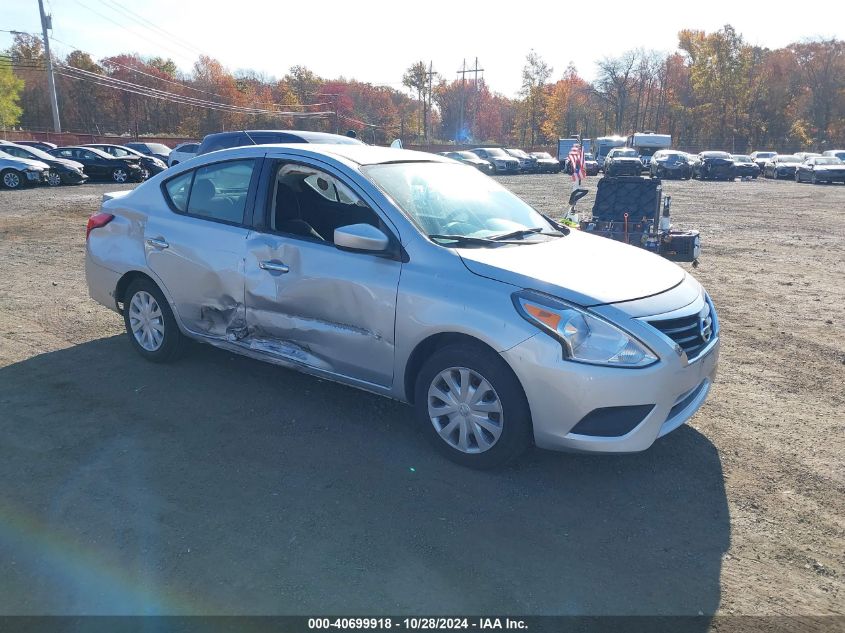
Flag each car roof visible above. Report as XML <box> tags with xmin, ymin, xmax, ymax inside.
<box><xmin>203</xmin><ymin>129</ymin><xmax>362</xmax><ymax>143</ymax></box>
<box><xmin>196</xmin><ymin>143</ymin><xmax>451</xmax><ymax>166</ymax></box>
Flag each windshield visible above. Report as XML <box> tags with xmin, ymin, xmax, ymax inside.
<box><xmin>702</xmin><ymin>152</ymin><xmax>730</xmax><ymax>158</ymax></box>
<box><xmin>144</xmin><ymin>143</ymin><xmax>171</xmax><ymax>154</ymax></box>
<box><xmin>363</xmin><ymin>162</ymin><xmax>553</xmax><ymax>240</ymax></box>
<box><xmin>12</xmin><ymin>145</ymin><xmax>53</xmax><ymax>161</ymax></box>
<box><xmin>755</xmin><ymin>152</ymin><xmax>775</xmax><ymax>159</ymax></box>
<box><xmin>778</xmin><ymin>156</ymin><xmax>800</xmax><ymax>164</ymax></box>
<box><xmin>507</xmin><ymin>149</ymin><xmax>528</xmax><ymax>158</ymax></box>
<box><xmin>531</xmin><ymin>152</ymin><xmax>552</xmax><ymax>159</ymax></box>
<box><xmin>456</xmin><ymin>151</ymin><xmax>478</xmax><ymax>160</ymax></box>
<box><xmin>815</xmin><ymin>157</ymin><xmax>843</xmax><ymax>165</ymax></box>
<box><xmin>732</xmin><ymin>155</ymin><xmax>752</xmax><ymax>163</ymax></box>
<box><xmin>481</xmin><ymin>148</ymin><xmax>507</xmax><ymax>158</ymax></box>
<box><xmin>612</xmin><ymin>149</ymin><xmax>638</xmax><ymax>158</ymax></box>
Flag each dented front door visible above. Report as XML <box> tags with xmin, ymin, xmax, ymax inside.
<box><xmin>243</xmin><ymin>233</ymin><xmax>400</xmax><ymax>387</ymax></box>
<box><xmin>145</xmin><ymin>212</ymin><xmax>249</xmax><ymax>338</ymax></box>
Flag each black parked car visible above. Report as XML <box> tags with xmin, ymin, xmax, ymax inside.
<box><xmin>649</xmin><ymin>150</ymin><xmax>692</xmax><ymax>180</ymax></box>
<box><xmin>49</xmin><ymin>146</ymin><xmax>145</xmax><ymax>183</ymax></box>
<box><xmin>795</xmin><ymin>156</ymin><xmax>845</xmax><ymax>184</ymax></box>
<box><xmin>439</xmin><ymin>151</ymin><xmax>495</xmax><ymax>174</ymax></box>
<box><xmin>504</xmin><ymin>148</ymin><xmax>539</xmax><ymax>173</ymax></box>
<box><xmin>603</xmin><ymin>147</ymin><xmax>642</xmax><ymax>177</ymax></box>
<box><xmin>693</xmin><ymin>151</ymin><xmax>736</xmax><ymax>181</ymax></box>
<box><xmin>85</xmin><ymin>143</ymin><xmax>168</xmax><ymax>180</ymax></box>
<box><xmin>731</xmin><ymin>154</ymin><xmax>760</xmax><ymax>179</ymax></box>
<box><xmin>763</xmin><ymin>155</ymin><xmax>801</xmax><ymax>180</ymax></box>
<box><xmin>0</xmin><ymin>142</ymin><xmax>87</xmax><ymax>186</ymax></box>
<box><xmin>124</xmin><ymin>141</ymin><xmax>172</xmax><ymax>163</ymax></box>
<box><xmin>529</xmin><ymin>151</ymin><xmax>561</xmax><ymax>173</ymax></box>
<box><xmin>196</xmin><ymin>130</ymin><xmax>362</xmax><ymax>157</ymax></box>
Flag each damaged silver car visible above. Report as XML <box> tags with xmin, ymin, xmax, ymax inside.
<box><xmin>86</xmin><ymin>144</ymin><xmax>719</xmax><ymax>468</ymax></box>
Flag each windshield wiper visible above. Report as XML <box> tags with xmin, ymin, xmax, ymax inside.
<box><xmin>489</xmin><ymin>227</ymin><xmax>564</xmax><ymax>241</ymax></box>
<box><xmin>428</xmin><ymin>234</ymin><xmax>524</xmax><ymax>246</ymax></box>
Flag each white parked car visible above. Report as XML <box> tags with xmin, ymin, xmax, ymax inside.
<box><xmin>167</xmin><ymin>142</ymin><xmax>199</xmax><ymax>167</ymax></box>
<box><xmin>0</xmin><ymin>152</ymin><xmax>50</xmax><ymax>189</ymax></box>
<box><xmin>85</xmin><ymin>144</ymin><xmax>719</xmax><ymax>468</ymax></box>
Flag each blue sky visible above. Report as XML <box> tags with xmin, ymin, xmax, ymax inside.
<box><xmin>4</xmin><ymin>0</ymin><xmax>842</xmax><ymax>97</ymax></box>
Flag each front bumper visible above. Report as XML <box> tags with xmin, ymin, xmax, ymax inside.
<box><xmin>502</xmin><ymin>305</ymin><xmax>719</xmax><ymax>453</ymax></box>
<box><xmin>60</xmin><ymin>169</ymin><xmax>88</xmax><ymax>184</ymax></box>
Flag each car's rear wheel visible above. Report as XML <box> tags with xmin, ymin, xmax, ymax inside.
<box><xmin>123</xmin><ymin>278</ymin><xmax>187</xmax><ymax>363</ymax></box>
<box><xmin>414</xmin><ymin>343</ymin><xmax>532</xmax><ymax>469</ymax></box>
<box><xmin>1</xmin><ymin>169</ymin><xmax>23</xmax><ymax>189</ymax></box>
<box><xmin>46</xmin><ymin>170</ymin><xmax>63</xmax><ymax>186</ymax></box>
<box><xmin>111</xmin><ymin>167</ymin><xmax>129</xmax><ymax>183</ymax></box>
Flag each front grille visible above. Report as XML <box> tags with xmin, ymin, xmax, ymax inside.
<box><xmin>648</xmin><ymin>302</ymin><xmax>714</xmax><ymax>361</ymax></box>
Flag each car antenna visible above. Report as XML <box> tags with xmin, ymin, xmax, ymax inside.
<box><xmin>243</xmin><ymin>130</ymin><xmax>257</xmax><ymax>145</ymax></box>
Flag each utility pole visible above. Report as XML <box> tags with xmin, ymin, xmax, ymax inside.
<box><xmin>424</xmin><ymin>61</ymin><xmax>437</xmax><ymax>142</ymax></box>
<box><xmin>37</xmin><ymin>0</ymin><xmax>61</xmax><ymax>133</ymax></box>
<box><xmin>456</xmin><ymin>58</ymin><xmax>483</xmax><ymax>144</ymax></box>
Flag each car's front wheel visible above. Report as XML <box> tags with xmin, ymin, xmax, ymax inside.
<box><xmin>112</xmin><ymin>167</ymin><xmax>129</xmax><ymax>183</ymax></box>
<box><xmin>1</xmin><ymin>169</ymin><xmax>23</xmax><ymax>189</ymax></box>
<box><xmin>123</xmin><ymin>278</ymin><xmax>187</xmax><ymax>362</ymax></box>
<box><xmin>415</xmin><ymin>343</ymin><xmax>532</xmax><ymax>469</ymax></box>
<box><xmin>46</xmin><ymin>170</ymin><xmax>63</xmax><ymax>186</ymax></box>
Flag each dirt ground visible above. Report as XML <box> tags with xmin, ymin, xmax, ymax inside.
<box><xmin>0</xmin><ymin>174</ymin><xmax>842</xmax><ymax>618</ymax></box>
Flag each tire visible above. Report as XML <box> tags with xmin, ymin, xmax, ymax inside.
<box><xmin>111</xmin><ymin>167</ymin><xmax>129</xmax><ymax>183</ymax></box>
<box><xmin>1</xmin><ymin>169</ymin><xmax>23</xmax><ymax>189</ymax></box>
<box><xmin>122</xmin><ymin>278</ymin><xmax>187</xmax><ymax>363</ymax></box>
<box><xmin>414</xmin><ymin>343</ymin><xmax>532</xmax><ymax>469</ymax></box>
<box><xmin>46</xmin><ymin>170</ymin><xmax>63</xmax><ymax>186</ymax></box>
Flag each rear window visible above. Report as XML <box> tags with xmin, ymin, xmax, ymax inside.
<box><xmin>164</xmin><ymin>170</ymin><xmax>193</xmax><ymax>212</ymax></box>
<box><xmin>187</xmin><ymin>160</ymin><xmax>255</xmax><ymax>223</ymax></box>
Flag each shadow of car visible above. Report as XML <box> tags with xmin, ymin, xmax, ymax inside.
<box><xmin>0</xmin><ymin>335</ymin><xmax>728</xmax><ymax>620</ymax></box>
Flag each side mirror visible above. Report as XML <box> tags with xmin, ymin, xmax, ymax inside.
<box><xmin>334</xmin><ymin>224</ymin><xmax>390</xmax><ymax>253</ymax></box>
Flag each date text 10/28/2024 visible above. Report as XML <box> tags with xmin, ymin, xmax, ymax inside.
<box><xmin>308</xmin><ymin>618</ymin><xmax>528</xmax><ymax>630</ymax></box>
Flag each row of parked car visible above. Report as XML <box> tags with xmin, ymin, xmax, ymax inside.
<box><xmin>601</xmin><ymin>147</ymin><xmax>845</xmax><ymax>184</ymax></box>
<box><xmin>0</xmin><ymin>139</ymin><xmax>182</xmax><ymax>189</ymax></box>
<box><xmin>437</xmin><ymin>148</ymin><xmax>593</xmax><ymax>175</ymax></box>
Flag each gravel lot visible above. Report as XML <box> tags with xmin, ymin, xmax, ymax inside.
<box><xmin>0</xmin><ymin>175</ymin><xmax>842</xmax><ymax>617</ymax></box>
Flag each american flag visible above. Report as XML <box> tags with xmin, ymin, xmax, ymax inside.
<box><xmin>569</xmin><ymin>143</ymin><xmax>585</xmax><ymax>182</ymax></box>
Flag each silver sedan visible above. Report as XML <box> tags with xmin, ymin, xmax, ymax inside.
<box><xmin>85</xmin><ymin>144</ymin><xmax>719</xmax><ymax>468</ymax></box>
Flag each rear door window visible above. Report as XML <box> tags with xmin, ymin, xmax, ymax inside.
<box><xmin>186</xmin><ymin>159</ymin><xmax>256</xmax><ymax>224</ymax></box>
<box><xmin>164</xmin><ymin>170</ymin><xmax>193</xmax><ymax>213</ymax></box>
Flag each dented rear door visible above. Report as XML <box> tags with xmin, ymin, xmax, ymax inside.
<box><xmin>145</xmin><ymin>213</ymin><xmax>249</xmax><ymax>338</ymax></box>
<box><xmin>145</xmin><ymin>157</ymin><xmax>260</xmax><ymax>339</ymax></box>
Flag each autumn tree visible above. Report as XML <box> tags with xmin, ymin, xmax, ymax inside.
<box><xmin>402</xmin><ymin>61</ymin><xmax>429</xmax><ymax>140</ymax></box>
<box><xmin>516</xmin><ymin>50</ymin><xmax>552</xmax><ymax>146</ymax></box>
<box><xmin>0</xmin><ymin>59</ymin><xmax>24</xmax><ymax>128</ymax></box>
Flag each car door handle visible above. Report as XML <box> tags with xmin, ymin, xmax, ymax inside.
<box><xmin>145</xmin><ymin>237</ymin><xmax>169</xmax><ymax>249</ymax></box>
<box><xmin>259</xmin><ymin>260</ymin><xmax>290</xmax><ymax>274</ymax></box>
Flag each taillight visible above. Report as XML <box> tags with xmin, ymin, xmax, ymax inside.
<box><xmin>86</xmin><ymin>212</ymin><xmax>114</xmax><ymax>240</ymax></box>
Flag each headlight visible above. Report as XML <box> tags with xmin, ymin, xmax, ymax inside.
<box><xmin>512</xmin><ymin>291</ymin><xmax>658</xmax><ymax>368</ymax></box>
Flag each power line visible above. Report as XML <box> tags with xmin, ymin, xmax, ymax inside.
<box><xmin>47</xmin><ymin>34</ymin><xmax>328</xmax><ymax>110</ymax></box>
<box><xmin>57</xmin><ymin>65</ymin><xmax>333</xmax><ymax>118</ymax></box>
<box><xmin>99</xmin><ymin>0</ymin><xmax>206</xmax><ymax>59</ymax></box>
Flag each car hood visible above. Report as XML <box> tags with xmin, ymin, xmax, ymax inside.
<box><xmin>54</xmin><ymin>158</ymin><xmax>84</xmax><ymax>170</ymax></box>
<box><xmin>457</xmin><ymin>229</ymin><xmax>686</xmax><ymax>307</ymax></box>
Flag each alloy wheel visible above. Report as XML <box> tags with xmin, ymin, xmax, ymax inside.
<box><xmin>112</xmin><ymin>168</ymin><xmax>128</xmax><ymax>183</ymax></box>
<box><xmin>47</xmin><ymin>170</ymin><xmax>62</xmax><ymax>186</ymax></box>
<box><xmin>427</xmin><ymin>367</ymin><xmax>504</xmax><ymax>454</ymax></box>
<box><xmin>128</xmin><ymin>290</ymin><xmax>165</xmax><ymax>352</ymax></box>
<box><xmin>3</xmin><ymin>171</ymin><xmax>21</xmax><ymax>189</ymax></box>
